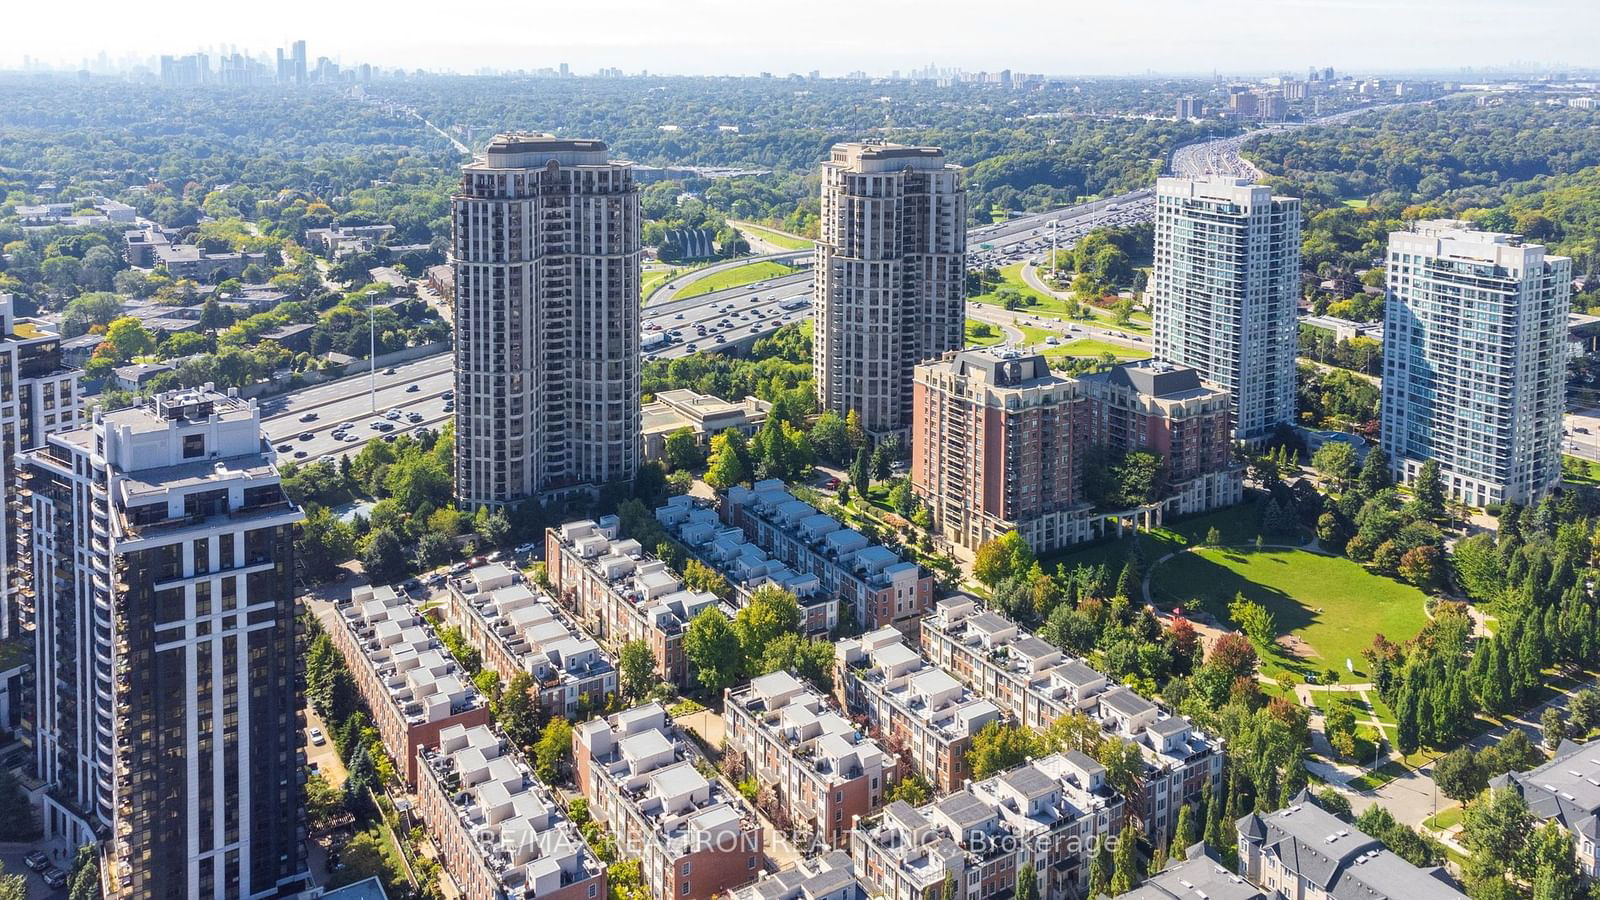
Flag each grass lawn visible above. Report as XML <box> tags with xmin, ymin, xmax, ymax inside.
<box><xmin>1017</xmin><ymin>323</ymin><xmax>1062</xmax><ymax>346</ymax></box>
<box><xmin>641</xmin><ymin>266</ymin><xmax>682</xmax><ymax>301</ymax></box>
<box><xmin>734</xmin><ymin>221</ymin><xmax>814</xmax><ymax>250</ymax></box>
<box><xmin>1040</xmin><ymin>503</ymin><xmax>1266</xmax><ymax>575</ymax></box>
<box><xmin>1564</xmin><ymin>455</ymin><xmax>1600</xmax><ymax>486</ymax></box>
<box><xmin>973</xmin><ymin>263</ymin><xmax>1153</xmax><ymax>334</ymax></box>
<box><xmin>1341</xmin><ymin>198</ymin><xmax>1371</xmax><ymax>209</ymax></box>
<box><xmin>1423</xmin><ymin>806</ymin><xmax>1464</xmax><ymax>830</ymax></box>
<box><xmin>675</xmin><ymin>260</ymin><xmax>799</xmax><ymax>300</ymax></box>
<box><xmin>1046</xmin><ymin>338</ymin><xmax>1150</xmax><ymax>361</ymax></box>
<box><xmin>1151</xmin><ymin>548</ymin><xmax>1431</xmax><ymax>678</ymax></box>
<box><xmin>1347</xmin><ymin>762</ymin><xmax>1409</xmax><ymax>792</ymax></box>
<box><xmin>966</xmin><ymin>319</ymin><xmax>1005</xmax><ymax>347</ymax></box>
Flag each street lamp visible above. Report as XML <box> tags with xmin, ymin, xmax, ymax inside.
<box><xmin>1049</xmin><ymin>219</ymin><xmax>1061</xmax><ymax>283</ymax></box>
<box><xmin>369</xmin><ymin>294</ymin><xmax>377</xmax><ymax>413</ymax></box>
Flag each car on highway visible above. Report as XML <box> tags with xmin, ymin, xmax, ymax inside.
<box><xmin>385</xmin><ymin>410</ymin><xmax>402</xmax><ymax>420</ymax></box>
<box><xmin>715</xmin><ymin>335</ymin><xmax>726</xmax><ymax>343</ymax></box>
<box><xmin>293</xmin><ymin>450</ymin><xmax>307</xmax><ymax>458</ymax></box>
<box><xmin>369</xmin><ymin>419</ymin><xmax>385</xmax><ymax>429</ymax></box>
<box><xmin>343</xmin><ymin>434</ymin><xmax>359</xmax><ymax>443</ymax></box>
<box><xmin>443</xmin><ymin>402</ymin><xmax>454</xmax><ymax>412</ymax></box>
<box><xmin>340</xmin><ymin>422</ymin><xmax>356</xmax><ymax>431</ymax></box>
<box><xmin>299</xmin><ymin>412</ymin><xmax>317</xmax><ymax>422</ymax></box>
<box><xmin>276</xmin><ymin>443</ymin><xmax>293</xmax><ymax>453</ymax></box>
<box><xmin>298</xmin><ymin>432</ymin><xmax>314</xmax><ymax>441</ymax></box>
<box><xmin>408</xmin><ymin>412</ymin><xmax>423</xmax><ymax>423</ymax></box>
<box><xmin>319</xmin><ymin>455</ymin><xmax>336</xmax><ymax>465</ymax></box>
<box><xmin>383</xmin><ymin>367</ymin><xmax>397</xmax><ymax>375</ymax></box>
<box><xmin>406</xmin><ymin>384</ymin><xmax>420</xmax><ymax>392</ymax></box>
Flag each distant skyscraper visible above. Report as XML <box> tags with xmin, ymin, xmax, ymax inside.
<box><xmin>451</xmin><ymin>134</ymin><xmax>641</xmax><ymax>508</ymax></box>
<box><xmin>813</xmin><ymin>141</ymin><xmax>966</xmax><ymax>440</ymax></box>
<box><xmin>1176</xmin><ymin>97</ymin><xmax>1205</xmax><ymax>119</ymax></box>
<box><xmin>25</xmin><ymin>387</ymin><xmax>307</xmax><ymax>898</ymax></box>
<box><xmin>292</xmin><ymin>39</ymin><xmax>307</xmax><ymax>85</ymax></box>
<box><xmin>1152</xmin><ymin>176</ymin><xmax>1301</xmax><ymax>443</ymax></box>
<box><xmin>1380</xmin><ymin>222</ymin><xmax>1570</xmax><ymax>507</ymax></box>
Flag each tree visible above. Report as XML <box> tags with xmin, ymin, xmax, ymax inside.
<box><xmin>1315</xmin><ymin>787</ymin><xmax>1353</xmax><ymax>821</ymax></box>
<box><xmin>1358</xmin><ymin>446</ymin><xmax>1392</xmax><ymax>494</ymax></box>
<box><xmin>1109</xmin><ymin>823</ymin><xmax>1141</xmax><ymax>895</ymax></box>
<box><xmin>705</xmin><ymin>429</ymin><xmax>752</xmax><ymax>491</ymax></box>
<box><xmin>733</xmin><ymin>585</ymin><xmax>802</xmax><ymax>664</ymax></box>
<box><xmin>1413</xmin><ymin>459</ymin><xmax>1445</xmax><ymax>520</ymax></box>
<box><xmin>1398</xmin><ymin>545</ymin><xmax>1443</xmax><ymax>589</ymax></box>
<box><xmin>327</xmin><ymin>831</ymin><xmax>396</xmax><ymax>893</ymax></box>
<box><xmin>973</xmin><ymin>530</ymin><xmax>1035</xmax><ymax>588</ymax></box>
<box><xmin>849</xmin><ymin>446</ymin><xmax>870</xmax><ymax>496</ymax></box>
<box><xmin>1542</xmin><ymin>706</ymin><xmax>1568</xmax><ymax>750</ymax></box>
<box><xmin>501</xmin><ymin>672</ymin><xmax>539</xmax><ymax>749</ymax></box>
<box><xmin>888</xmin><ymin>480</ymin><xmax>918</xmax><ymax>517</ymax></box>
<box><xmin>664</xmin><ymin>427</ymin><xmax>704</xmax><ymax>472</ymax></box>
<box><xmin>1015</xmin><ymin>862</ymin><xmax>1038</xmax><ymax>900</ymax></box>
<box><xmin>1461</xmin><ymin>786</ymin><xmax>1535</xmax><ymax>883</ymax></box>
<box><xmin>619</xmin><ymin>640</ymin><xmax>657</xmax><ymax>699</ymax></box>
<box><xmin>940</xmin><ymin>866</ymin><xmax>959</xmax><ymax>900</ymax></box>
<box><xmin>1570</xmin><ymin>688</ymin><xmax>1600</xmax><ymax>737</ymax></box>
<box><xmin>1203</xmin><ymin>526</ymin><xmax>1223</xmax><ymax>547</ymax></box>
<box><xmin>104</xmin><ymin>315</ymin><xmax>156</xmax><ymax>362</ymax></box>
<box><xmin>360</xmin><ymin>527</ymin><xmax>411</xmax><ymax>583</ymax></box>
<box><xmin>1087</xmin><ymin>837</ymin><xmax>1112</xmax><ymax>900</ymax></box>
<box><xmin>414</xmin><ymin>532</ymin><xmax>454</xmax><ymax>571</ymax></box>
<box><xmin>1172</xmin><ymin>802</ymin><xmax>1197</xmax><ymax>852</ymax></box>
<box><xmin>887</xmin><ymin>773</ymin><xmax>933</xmax><ymax>808</ymax></box>
<box><xmin>681</xmin><ymin>559</ymin><xmax>731</xmax><ymax>599</ymax></box>
<box><xmin>1311</xmin><ymin>441</ymin><xmax>1357</xmax><ymax>489</ymax></box>
<box><xmin>1228</xmin><ymin>593</ymin><xmax>1277</xmax><ymax>646</ymax></box>
<box><xmin>1450</xmin><ymin>532</ymin><xmax>1503</xmax><ymax>601</ymax></box>
<box><xmin>810</xmin><ymin>411</ymin><xmax>851</xmax><ymax>465</ymax></box>
<box><xmin>759</xmin><ymin>634</ymin><xmax>837</xmax><ymax>692</ymax></box>
<box><xmin>1207</xmin><ymin>632</ymin><xmax>1258</xmax><ymax>682</ymax></box>
<box><xmin>306</xmin><ymin>772</ymin><xmax>345</xmax><ymax>832</ymax></box>
<box><xmin>967</xmin><ymin>721</ymin><xmax>1037</xmax><ymax>779</ymax></box>
<box><xmin>1096</xmin><ymin>736</ymin><xmax>1146</xmax><ymax>796</ymax></box>
<box><xmin>683</xmin><ymin>608</ymin><xmax>741</xmax><ymax>695</ymax></box>
<box><xmin>67</xmin><ymin>843</ymin><xmax>99</xmax><ymax>900</ymax></box>
<box><xmin>1433</xmin><ymin>747</ymin><xmax>1488</xmax><ymax>807</ymax></box>
<box><xmin>534</xmin><ymin>717</ymin><xmax>574</xmax><ymax>784</ymax></box>
<box><xmin>0</xmin><ymin>769</ymin><xmax>40</xmax><ymax>839</ymax></box>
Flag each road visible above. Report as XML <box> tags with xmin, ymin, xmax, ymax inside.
<box><xmin>648</xmin><ymin>250</ymin><xmax>810</xmax><ymax>306</ymax></box>
<box><xmin>260</xmin><ymin>352</ymin><xmax>452</xmax><ymax>464</ymax></box>
<box><xmin>1169</xmin><ymin>103</ymin><xmax>1410</xmax><ymax>178</ymax></box>
<box><xmin>641</xmin><ymin>187</ymin><xmax>1157</xmax><ymax>361</ymax></box>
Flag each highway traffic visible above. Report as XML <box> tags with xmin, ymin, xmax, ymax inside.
<box><xmin>260</xmin><ymin>353</ymin><xmax>452</xmax><ymax>463</ymax></box>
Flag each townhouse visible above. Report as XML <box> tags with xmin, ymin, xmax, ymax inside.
<box><xmin>329</xmin><ymin>584</ymin><xmax>492</xmax><ymax>785</ymax></box>
<box><xmin>546</xmin><ymin>517</ymin><xmax>728</xmax><ymax>689</ymax></box>
<box><xmin>573</xmin><ymin>703</ymin><xmax>764</xmax><ymax>900</ymax></box>
<box><xmin>730</xmin><ymin>850</ymin><xmax>867</xmax><ymax>900</ymax></box>
<box><xmin>1489</xmin><ymin>734</ymin><xmax>1600</xmax><ymax>876</ymax></box>
<box><xmin>723</xmin><ymin>479</ymin><xmax>935</xmax><ymax>632</ymax></box>
<box><xmin>723</xmin><ymin>670</ymin><xmax>889</xmax><ymax>849</ymax></box>
<box><xmin>921</xmin><ymin>597</ymin><xmax>1223</xmax><ymax>847</ymax></box>
<box><xmin>445</xmin><ymin>562</ymin><xmax>617</xmax><ymax>718</ymax></box>
<box><xmin>835</xmin><ymin>627</ymin><xmax>1000</xmax><ymax>793</ymax></box>
<box><xmin>418</xmin><ymin>722</ymin><xmax>607</xmax><ymax>900</ymax></box>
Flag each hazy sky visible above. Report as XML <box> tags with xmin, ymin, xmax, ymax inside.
<box><xmin>5</xmin><ymin>0</ymin><xmax>1596</xmax><ymax>76</ymax></box>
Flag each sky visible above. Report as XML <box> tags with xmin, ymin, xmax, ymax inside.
<box><xmin>4</xmin><ymin>0</ymin><xmax>1597</xmax><ymax>77</ymax></box>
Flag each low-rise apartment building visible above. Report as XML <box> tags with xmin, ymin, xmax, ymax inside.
<box><xmin>573</xmin><ymin>703</ymin><xmax>764</xmax><ymax>900</ymax></box>
<box><xmin>921</xmin><ymin>597</ymin><xmax>1223</xmax><ymax>848</ymax></box>
<box><xmin>329</xmin><ymin>584</ymin><xmax>492</xmax><ymax>785</ymax></box>
<box><xmin>657</xmin><ymin>494</ymin><xmax>837</xmax><ymax>636</ymax></box>
<box><xmin>723</xmin><ymin>480</ymin><xmax>935</xmax><ymax>631</ymax></box>
<box><xmin>835</xmin><ymin>627</ymin><xmax>1000</xmax><ymax>793</ymax></box>
<box><xmin>723</xmin><ymin>671</ymin><xmax>889</xmax><ymax>848</ymax></box>
<box><xmin>641</xmin><ymin>390</ymin><xmax>771</xmax><ymax>461</ymax></box>
<box><xmin>1114</xmin><ymin>844</ymin><xmax>1263</xmax><ymax>900</ymax></box>
<box><xmin>418</xmin><ymin>722</ymin><xmax>607</xmax><ymax>900</ymax></box>
<box><xmin>1237</xmin><ymin>793</ymin><xmax>1466</xmax><ymax>900</ymax></box>
<box><xmin>445</xmin><ymin>562</ymin><xmax>617</xmax><ymax>718</ymax></box>
<box><xmin>546</xmin><ymin>517</ymin><xmax>726</xmax><ymax>688</ymax></box>
<box><xmin>730</xmin><ymin>850</ymin><xmax>866</xmax><ymax>900</ymax></box>
<box><xmin>1078</xmin><ymin>361</ymin><xmax>1242</xmax><ymax>518</ymax></box>
<box><xmin>852</xmin><ymin>751</ymin><xmax>1121</xmax><ymax>900</ymax></box>
<box><xmin>1489</xmin><ymin>735</ymin><xmax>1600</xmax><ymax>876</ymax></box>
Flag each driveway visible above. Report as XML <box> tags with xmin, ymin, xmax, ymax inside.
<box><xmin>0</xmin><ymin>841</ymin><xmax>71</xmax><ymax>898</ymax></box>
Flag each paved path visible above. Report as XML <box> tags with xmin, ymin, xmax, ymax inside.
<box><xmin>966</xmin><ymin>305</ymin><xmax>1028</xmax><ymax>345</ymax></box>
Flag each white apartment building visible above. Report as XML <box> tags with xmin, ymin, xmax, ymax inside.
<box><xmin>813</xmin><ymin>142</ymin><xmax>966</xmax><ymax>440</ymax></box>
<box><xmin>1380</xmin><ymin>222</ymin><xmax>1571</xmax><ymax>507</ymax></box>
<box><xmin>452</xmin><ymin>133</ymin><xmax>641</xmax><ymax>508</ymax></box>
<box><xmin>1151</xmin><ymin>176</ymin><xmax>1301</xmax><ymax>443</ymax></box>
<box><xmin>23</xmin><ymin>387</ymin><xmax>307</xmax><ymax>898</ymax></box>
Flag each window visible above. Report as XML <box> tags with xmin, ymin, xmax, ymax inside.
<box><xmin>183</xmin><ymin>434</ymin><xmax>206</xmax><ymax>459</ymax></box>
<box><xmin>681</xmin><ymin>864</ymin><xmax>691</xmax><ymax>877</ymax></box>
<box><xmin>589</xmin><ymin>887</ymin><xmax>598</xmax><ymax>899</ymax></box>
<box><xmin>682</xmin><ymin>884</ymin><xmax>691</xmax><ymax>896</ymax></box>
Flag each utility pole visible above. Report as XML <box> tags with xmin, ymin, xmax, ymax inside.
<box><xmin>369</xmin><ymin>295</ymin><xmax>377</xmax><ymax>413</ymax></box>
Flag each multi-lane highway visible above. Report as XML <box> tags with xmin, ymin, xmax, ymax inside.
<box><xmin>260</xmin><ymin>353</ymin><xmax>452</xmax><ymax>463</ymax></box>
<box><xmin>641</xmin><ymin>187</ymin><xmax>1158</xmax><ymax>360</ymax></box>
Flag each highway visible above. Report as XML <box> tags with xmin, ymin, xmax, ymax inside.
<box><xmin>641</xmin><ymin>187</ymin><xmax>1157</xmax><ymax>360</ymax></box>
<box><xmin>260</xmin><ymin>353</ymin><xmax>452</xmax><ymax>464</ymax></box>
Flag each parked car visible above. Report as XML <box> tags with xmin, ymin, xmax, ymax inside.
<box><xmin>42</xmin><ymin>867</ymin><xmax>68</xmax><ymax>888</ymax></box>
<box><xmin>308</xmin><ymin>728</ymin><xmax>325</xmax><ymax>746</ymax></box>
<box><xmin>514</xmin><ymin>542</ymin><xmax>538</xmax><ymax>556</ymax></box>
<box><xmin>448</xmin><ymin>562</ymin><xmax>469</xmax><ymax>576</ymax></box>
<box><xmin>24</xmin><ymin>851</ymin><xmax>48</xmax><ymax>872</ymax></box>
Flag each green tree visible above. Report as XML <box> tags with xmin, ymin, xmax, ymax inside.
<box><xmin>733</xmin><ymin>585</ymin><xmax>801</xmax><ymax>663</ymax></box>
<box><xmin>619</xmin><ymin>640</ymin><xmax>657</xmax><ymax>699</ymax></box>
<box><xmin>501</xmin><ymin>672</ymin><xmax>539</xmax><ymax>749</ymax></box>
<box><xmin>1311</xmin><ymin>441</ymin><xmax>1357</xmax><ymax>489</ymax></box>
<box><xmin>967</xmin><ymin>721</ymin><xmax>1037</xmax><ymax>779</ymax></box>
<box><xmin>849</xmin><ymin>446</ymin><xmax>870</xmax><ymax>496</ymax></box>
<box><xmin>1358</xmin><ymin>446</ymin><xmax>1392</xmax><ymax>495</ymax></box>
<box><xmin>973</xmin><ymin>530</ymin><xmax>1035</xmax><ymax>588</ymax></box>
<box><xmin>361</xmin><ymin>527</ymin><xmax>411</xmax><ymax>583</ymax></box>
<box><xmin>306</xmin><ymin>772</ymin><xmax>345</xmax><ymax>832</ymax></box>
<box><xmin>66</xmin><ymin>843</ymin><xmax>98</xmax><ymax>900</ymax></box>
<box><xmin>664</xmin><ymin>427</ymin><xmax>704</xmax><ymax>472</ymax></box>
<box><xmin>758</xmin><ymin>633</ymin><xmax>837</xmax><ymax>692</ymax></box>
<box><xmin>1015</xmin><ymin>862</ymin><xmax>1038</xmax><ymax>900</ymax></box>
<box><xmin>1096</xmin><ymin>736</ymin><xmax>1146</xmax><ymax>797</ymax></box>
<box><xmin>887</xmin><ymin>773</ymin><xmax>933</xmax><ymax>808</ymax></box>
<box><xmin>104</xmin><ymin>315</ymin><xmax>157</xmax><ymax>362</ymax></box>
<box><xmin>809</xmin><ymin>411</ymin><xmax>850</xmax><ymax>464</ymax></box>
<box><xmin>940</xmin><ymin>867</ymin><xmax>958</xmax><ymax>900</ymax></box>
<box><xmin>1461</xmin><ymin>786</ymin><xmax>1535</xmax><ymax>883</ymax></box>
<box><xmin>1109</xmin><ymin>824</ymin><xmax>1141</xmax><ymax>895</ymax></box>
<box><xmin>1542</xmin><ymin>706</ymin><xmax>1567</xmax><ymax>750</ymax></box>
<box><xmin>1172</xmin><ymin>802</ymin><xmax>1197</xmax><ymax>853</ymax></box>
<box><xmin>1315</xmin><ymin>787</ymin><xmax>1353</xmax><ymax>821</ymax></box>
<box><xmin>1433</xmin><ymin>747</ymin><xmax>1488</xmax><ymax>807</ymax></box>
<box><xmin>683</xmin><ymin>607</ymin><xmax>742</xmax><ymax>694</ymax></box>
<box><xmin>1413</xmin><ymin>459</ymin><xmax>1445</xmax><ymax>520</ymax></box>
<box><xmin>1228</xmin><ymin>593</ymin><xmax>1277</xmax><ymax>646</ymax></box>
<box><xmin>681</xmin><ymin>558</ymin><xmax>731</xmax><ymax>598</ymax></box>
<box><xmin>705</xmin><ymin>429</ymin><xmax>752</xmax><ymax>491</ymax></box>
<box><xmin>535</xmin><ymin>717</ymin><xmax>574</xmax><ymax>784</ymax></box>
<box><xmin>1087</xmin><ymin>837</ymin><xmax>1112</xmax><ymax>900</ymax></box>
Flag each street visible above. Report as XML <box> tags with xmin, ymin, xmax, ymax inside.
<box><xmin>260</xmin><ymin>352</ymin><xmax>451</xmax><ymax>462</ymax></box>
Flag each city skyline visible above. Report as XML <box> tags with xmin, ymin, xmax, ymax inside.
<box><xmin>5</xmin><ymin>0</ymin><xmax>1600</xmax><ymax>78</ymax></box>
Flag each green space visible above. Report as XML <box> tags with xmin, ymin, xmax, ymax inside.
<box><xmin>1017</xmin><ymin>323</ymin><xmax>1061</xmax><ymax>346</ymax></box>
<box><xmin>674</xmin><ymin>260</ymin><xmax>800</xmax><ymax>300</ymax></box>
<box><xmin>641</xmin><ymin>266</ymin><xmax>681</xmax><ymax>301</ymax></box>
<box><xmin>1041</xmin><ymin>503</ymin><xmax>1264</xmax><ymax>575</ymax></box>
<box><xmin>1151</xmin><ymin>547</ymin><xmax>1431</xmax><ymax>677</ymax></box>
<box><xmin>1347</xmin><ymin>761</ymin><xmax>1409</xmax><ymax>792</ymax></box>
<box><xmin>965</xmin><ymin>319</ymin><xmax>1006</xmax><ymax>347</ymax></box>
<box><xmin>734</xmin><ymin>221</ymin><xmax>814</xmax><ymax>251</ymax></box>
<box><xmin>1422</xmin><ymin>806</ymin><xmax>1464</xmax><ymax>831</ymax></box>
<box><xmin>1563</xmin><ymin>455</ymin><xmax>1600</xmax><ymax>486</ymax></box>
<box><xmin>1045</xmin><ymin>338</ymin><xmax>1149</xmax><ymax>361</ymax></box>
<box><xmin>1341</xmin><ymin>198</ymin><xmax>1371</xmax><ymax>209</ymax></box>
